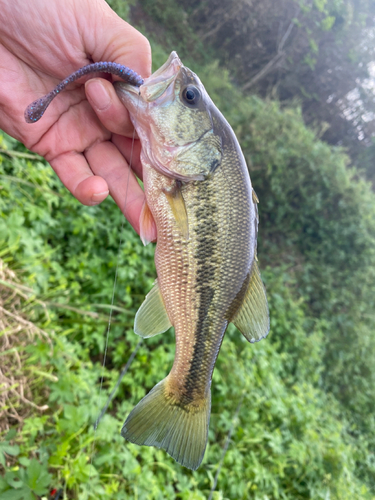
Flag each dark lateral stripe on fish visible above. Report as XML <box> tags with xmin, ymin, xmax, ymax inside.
<box><xmin>182</xmin><ymin>180</ymin><xmax>221</xmax><ymax>401</ymax></box>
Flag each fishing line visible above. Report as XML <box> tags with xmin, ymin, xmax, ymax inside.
<box><xmin>86</xmin><ymin>97</ymin><xmax>141</xmax><ymax>497</ymax></box>
<box><xmin>96</xmin><ymin>338</ymin><xmax>143</xmax><ymax>426</ymax></box>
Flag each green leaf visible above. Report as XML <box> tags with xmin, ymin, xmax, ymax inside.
<box><xmin>26</xmin><ymin>459</ymin><xmax>51</xmax><ymax>495</ymax></box>
<box><xmin>18</xmin><ymin>457</ymin><xmax>30</xmax><ymax>467</ymax></box>
<box><xmin>5</xmin><ymin>430</ymin><xmax>17</xmax><ymax>441</ymax></box>
<box><xmin>0</xmin><ymin>443</ymin><xmax>20</xmax><ymax>457</ymax></box>
<box><xmin>0</xmin><ymin>432</ymin><xmax>20</xmax><ymax>466</ymax></box>
<box><xmin>4</xmin><ymin>472</ymin><xmax>23</xmax><ymax>490</ymax></box>
<box><xmin>1</xmin><ymin>486</ymin><xmax>35</xmax><ymax>500</ymax></box>
<box><xmin>309</xmin><ymin>38</ymin><xmax>318</xmax><ymax>54</ymax></box>
<box><xmin>314</xmin><ymin>0</ymin><xmax>326</xmax><ymax>12</ymax></box>
<box><xmin>321</xmin><ymin>15</ymin><xmax>335</xmax><ymax>31</ymax></box>
<box><xmin>0</xmin><ymin>476</ymin><xmax>9</xmax><ymax>493</ymax></box>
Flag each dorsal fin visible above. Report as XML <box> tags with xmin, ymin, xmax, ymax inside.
<box><xmin>232</xmin><ymin>262</ymin><xmax>269</xmax><ymax>343</ymax></box>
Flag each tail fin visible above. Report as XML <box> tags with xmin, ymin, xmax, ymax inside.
<box><xmin>121</xmin><ymin>378</ymin><xmax>210</xmax><ymax>470</ymax></box>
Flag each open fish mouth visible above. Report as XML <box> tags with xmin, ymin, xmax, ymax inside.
<box><xmin>141</xmin><ymin>51</ymin><xmax>182</xmax><ymax>102</ymax></box>
<box><xmin>114</xmin><ymin>51</ymin><xmax>182</xmax><ymax>107</ymax></box>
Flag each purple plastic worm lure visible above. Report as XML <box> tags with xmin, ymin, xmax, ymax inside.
<box><xmin>24</xmin><ymin>62</ymin><xmax>144</xmax><ymax>123</ymax></box>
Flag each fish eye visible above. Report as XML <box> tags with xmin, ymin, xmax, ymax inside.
<box><xmin>182</xmin><ymin>85</ymin><xmax>200</xmax><ymax>106</ymax></box>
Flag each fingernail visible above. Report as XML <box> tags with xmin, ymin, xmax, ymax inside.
<box><xmin>86</xmin><ymin>80</ymin><xmax>111</xmax><ymax>111</ymax></box>
<box><xmin>91</xmin><ymin>190</ymin><xmax>109</xmax><ymax>204</ymax></box>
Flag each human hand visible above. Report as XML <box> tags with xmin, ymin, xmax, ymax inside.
<box><xmin>0</xmin><ymin>0</ymin><xmax>152</xmax><ymax>235</ymax></box>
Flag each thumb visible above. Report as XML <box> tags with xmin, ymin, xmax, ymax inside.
<box><xmin>78</xmin><ymin>0</ymin><xmax>151</xmax><ymax>79</ymax></box>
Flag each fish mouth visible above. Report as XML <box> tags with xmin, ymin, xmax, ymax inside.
<box><xmin>114</xmin><ymin>51</ymin><xmax>182</xmax><ymax>108</ymax></box>
<box><xmin>148</xmin><ymin>51</ymin><xmax>181</xmax><ymax>80</ymax></box>
<box><xmin>140</xmin><ymin>51</ymin><xmax>182</xmax><ymax>102</ymax></box>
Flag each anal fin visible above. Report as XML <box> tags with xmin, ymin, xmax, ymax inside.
<box><xmin>134</xmin><ymin>280</ymin><xmax>172</xmax><ymax>338</ymax></box>
<box><xmin>232</xmin><ymin>262</ymin><xmax>269</xmax><ymax>343</ymax></box>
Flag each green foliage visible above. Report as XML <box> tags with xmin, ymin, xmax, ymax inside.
<box><xmin>106</xmin><ymin>0</ymin><xmax>135</xmax><ymax>21</ymax></box>
<box><xmin>321</xmin><ymin>15</ymin><xmax>336</xmax><ymax>30</ymax></box>
<box><xmin>0</xmin><ymin>431</ymin><xmax>19</xmax><ymax>468</ymax></box>
<box><xmin>137</xmin><ymin>0</ymin><xmax>213</xmax><ymax>65</ymax></box>
<box><xmin>0</xmin><ymin>455</ymin><xmax>51</xmax><ymax>500</ymax></box>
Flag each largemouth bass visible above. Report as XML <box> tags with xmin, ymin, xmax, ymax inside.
<box><xmin>114</xmin><ymin>52</ymin><xmax>269</xmax><ymax>470</ymax></box>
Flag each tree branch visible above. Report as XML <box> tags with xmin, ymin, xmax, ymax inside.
<box><xmin>242</xmin><ymin>6</ymin><xmax>300</xmax><ymax>91</ymax></box>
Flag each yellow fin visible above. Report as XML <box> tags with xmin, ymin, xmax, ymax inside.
<box><xmin>134</xmin><ymin>280</ymin><xmax>172</xmax><ymax>338</ymax></box>
<box><xmin>232</xmin><ymin>262</ymin><xmax>269</xmax><ymax>343</ymax></box>
<box><xmin>163</xmin><ymin>182</ymin><xmax>189</xmax><ymax>240</ymax></box>
<box><xmin>121</xmin><ymin>378</ymin><xmax>210</xmax><ymax>470</ymax></box>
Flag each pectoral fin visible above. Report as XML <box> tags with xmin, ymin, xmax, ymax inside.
<box><xmin>163</xmin><ymin>182</ymin><xmax>189</xmax><ymax>240</ymax></box>
<box><xmin>232</xmin><ymin>262</ymin><xmax>269</xmax><ymax>343</ymax></box>
<box><xmin>139</xmin><ymin>200</ymin><xmax>157</xmax><ymax>246</ymax></box>
<box><xmin>134</xmin><ymin>280</ymin><xmax>172</xmax><ymax>338</ymax></box>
